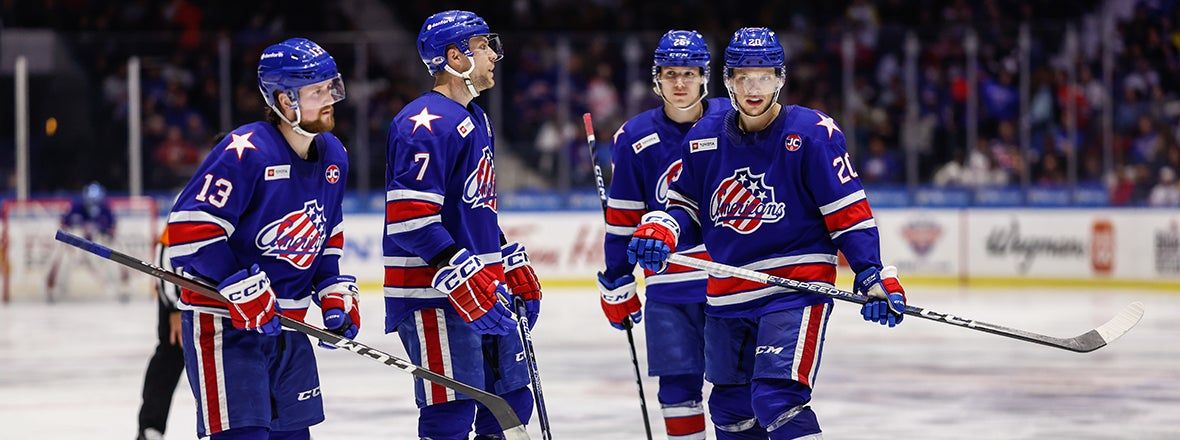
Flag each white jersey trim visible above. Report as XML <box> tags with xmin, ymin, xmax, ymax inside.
<box><xmin>829</xmin><ymin>219</ymin><xmax>877</xmax><ymax>240</ymax></box>
<box><xmin>386</xmin><ymin>188</ymin><xmax>445</xmax><ymax>205</ymax></box>
<box><xmin>386</xmin><ymin>215</ymin><xmax>441</xmax><ymax>234</ymax></box>
<box><xmin>322</xmin><ymin>248</ymin><xmax>344</xmax><ymax>257</ymax></box>
<box><xmin>818</xmin><ymin>190</ymin><xmax>866</xmax><ymax>215</ymax></box>
<box><xmin>667</xmin><ymin>190</ymin><xmax>699</xmax><ymax>210</ymax></box>
<box><xmin>384</xmin><ymin>287</ymin><xmax>446</xmax><ymax>299</ymax></box>
<box><xmin>743</xmin><ymin>254</ymin><xmax>839</xmax><ymax>271</ymax></box>
<box><xmin>706</xmin><ymin>282</ymin><xmax>835</xmax><ymax>307</ymax></box>
<box><xmin>384</xmin><ymin>255</ymin><xmax>429</xmax><ymax>267</ymax></box>
<box><xmin>169</xmin><ymin>210</ymin><xmax>236</xmax><ymax>237</ymax></box>
<box><xmin>606</xmin><ymin>224</ymin><xmax>638</xmax><ymax>236</ymax></box>
<box><xmin>646</xmin><ymin>271</ymin><xmax>707</xmax><ymax>286</ymax></box>
<box><xmin>607</xmin><ymin>197</ymin><xmax>645</xmax><ymax>210</ymax></box>
<box><xmin>168</xmin><ymin>236</ymin><xmax>228</xmax><ymax>258</ymax></box>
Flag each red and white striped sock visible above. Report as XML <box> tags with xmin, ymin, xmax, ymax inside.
<box><xmin>662</xmin><ymin>401</ymin><xmax>706</xmax><ymax>440</ymax></box>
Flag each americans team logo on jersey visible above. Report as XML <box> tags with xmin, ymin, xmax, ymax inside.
<box><xmin>655</xmin><ymin>159</ymin><xmax>684</xmax><ymax>205</ymax></box>
<box><xmin>463</xmin><ymin>146</ymin><xmax>498</xmax><ymax>212</ymax></box>
<box><xmin>709</xmin><ymin>167</ymin><xmax>786</xmax><ymax>234</ymax></box>
<box><xmin>255</xmin><ymin>199</ymin><xmax>327</xmax><ymax>269</ymax></box>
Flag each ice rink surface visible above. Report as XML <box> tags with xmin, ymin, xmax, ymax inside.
<box><xmin>2</xmin><ymin>285</ymin><xmax>1177</xmax><ymax>439</ymax></box>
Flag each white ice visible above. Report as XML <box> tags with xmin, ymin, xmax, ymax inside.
<box><xmin>2</xmin><ymin>285</ymin><xmax>1177</xmax><ymax>439</ymax></box>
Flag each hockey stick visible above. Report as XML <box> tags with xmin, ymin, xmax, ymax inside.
<box><xmin>667</xmin><ymin>254</ymin><xmax>1145</xmax><ymax>353</ymax></box>
<box><xmin>513</xmin><ymin>298</ymin><xmax>552</xmax><ymax>439</ymax></box>
<box><xmin>54</xmin><ymin>230</ymin><xmax>530</xmax><ymax>440</ymax></box>
<box><xmin>584</xmin><ymin>113</ymin><xmax>654</xmax><ymax>439</ymax></box>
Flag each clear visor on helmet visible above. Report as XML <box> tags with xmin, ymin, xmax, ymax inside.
<box><xmin>295</xmin><ymin>75</ymin><xmax>346</xmax><ymax>110</ymax></box>
<box><xmin>657</xmin><ymin>67</ymin><xmax>704</xmax><ymax>85</ymax></box>
<box><xmin>470</xmin><ymin>34</ymin><xmax>504</xmax><ymax>62</ymax></box>
<box><xmin>725</xmin><ymin>71</ymin><xmax>784</xmax><ymax>95</ymax></box>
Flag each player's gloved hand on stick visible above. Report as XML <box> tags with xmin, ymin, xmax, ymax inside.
<box><xmin>855</xmin><ymin>265</ymin><xmax>907</xmax><ymax>327</ymax></box>
<box><xmin>432</xmin><ymin>249</ymin><xmax>516</xmax><ymax>335</ymax></box>
<box><xmin>314</xmin><ymin>275</ymin><xmax>361</xmax><ymax>348</ymax></box>
<box><xmin>502</xmin><ymin>241</ymin><xmax>542</xmax><ymax>329</ymax></box>
<box><xmin>219</xmin><ymin>264</ymin><xmax>281</xmax><ymax>336</ymax></box>
<box><xmin>627</xmin><ymin>211</ymin><xmax>680</xmax><ymax>273</ymax></box>
<box><xmin>597</xmin><ymin>272</ymin><xmax>642</xmax><ymax>330</ymax></box>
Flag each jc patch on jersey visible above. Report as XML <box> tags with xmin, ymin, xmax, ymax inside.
<box><xmin>255</xmin><ymin>199</ymin><xmax>328</xmax><ymax>269</ymax></box>
<box><xmin>462</xmin><ymin>147</ymin><xmax>498</xmax><ymax>212</ymax></box>
<box><xmin>709</xmin><ymin>167</ymin><xmax>786</xmax><ymax>234</ymax></box>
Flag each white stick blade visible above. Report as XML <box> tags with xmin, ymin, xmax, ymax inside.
<box><xmin>1094</xmin><ymin>302</ymin><xmax>1145</xmax><ymax>345</ymax></box>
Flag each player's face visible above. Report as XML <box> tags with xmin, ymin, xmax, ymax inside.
<box><xmin>727</xmin><ymin>67</ymin><xmax>783</xmax><ymax>116</ymax></box>
<box><xmin>294</xmin><ymin>76</ymin><xmax>345</xmax><ymax>132</ymax></box>
<box><xmin>657</xmin><ymin>66</ymin><xmax>704</xmax><ymax>107</ymax></box>
<box><xmin>468</xmin><ymin>35</ymin><xmax>502</xmax><ymax>92</ymax></box>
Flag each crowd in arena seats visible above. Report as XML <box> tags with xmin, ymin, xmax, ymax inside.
<box><xmin>4</xmin><ymin>0</ymin><xmax>1179</xmax><ymax>205</ymax></box>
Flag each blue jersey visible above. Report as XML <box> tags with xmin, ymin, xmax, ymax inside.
<box><xmin>604</xmin><ymin>98</ymin><xmax>728</xmax><ymax>304</ymax></box>
<box><xmin>666</xmin><ymin>105</ymin><xmax>882</xmax><ymax>318</ymax></box>
<box><xmin>383</xmin><ymin>92</ymin><xmax>502</xmax><ymax>331</ymax></box>
<box><xmin>61</xmin><ymin>199</ymin><xmax>116</xmax><ymax>237</ymax></box>
<box><xmin>167</xmin><ymin>122</ymin><xmax>349</xmax><ymax>320</ymax></box>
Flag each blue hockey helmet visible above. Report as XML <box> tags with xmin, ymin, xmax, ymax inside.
<box><xmin>418</xmin><ymin>10</ymin><xmax>503</xmax><ymax>76</ymax></box>
<box><xmin>724</xmin><ymin>27</ymin><xmax>785</xmax><ymax>76</ymax></box>
<box><xmin>257</xmin><ymin>37</ymin><xmax>345</xmax><ymax>136</ymax></box>
<box><xmin>82</xmin><ymin>182</ymin><xmax>106</xmax><ymax>206</ymax></box>
<box><xmin>652</xmin><ymin>30</ymin><xmax>711</xmax><ymax>110</ymax></box>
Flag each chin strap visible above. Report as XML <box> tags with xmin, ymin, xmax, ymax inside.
<box><xmin>444</xmin><ymin>55</ymin><xmax>482</xmax><ymax>98</ymax></box>
<box><xmin>653</xmin><ymin>78</ymin><xmax>708</xmax><ymax>112</ymax></box>
<box><xmin>269</xmin><ymin>99</ymin><xmax>318</xmax><ymax>138</ymax></box>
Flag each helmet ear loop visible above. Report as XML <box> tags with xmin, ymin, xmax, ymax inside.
<box><xmin>443</xmin><ymin>52</ymin><xmax>481</xmax><ymax>98</ymax></box>
<box><xmin>273</xmin><ymin>90</ymin><xmax>317</xmax><ymax>138</ymax></box>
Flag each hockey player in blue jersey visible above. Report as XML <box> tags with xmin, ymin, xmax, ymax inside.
<box><xmin>383</xmin><ymin>10</ymin><xmax>543</xmax><ymax>440</ymax></box>
<box><xmin>166</xmin><ymin>37</ymin><xmax>358</xmax><ymax>440</ymax></box>
<box><xmin>48</xmin><ymin>182</ymin><xmax>122</xmax><ymax>301</ymax></box>
<box><xmin>629</xmin><ymin>28</ymin><xmax>908</xmax><ymax>439</ymax></box>
<box><xmin>598</xmin><ymin>30</ymin><xmax>728</xmax><ymax>440</ymax></box>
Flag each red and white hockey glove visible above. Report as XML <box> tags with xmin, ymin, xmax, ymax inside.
<box><xmin>855</xmin><ymin>265</ymin><xmax>907</xmax><ymax>327</ymax></box>
<box><xmin>502</xmin><ymin>241</ymin><xmax>542</xmax><ymax>329</ymax></box>
<box><xmin>432</xmin><ymin>249</ymin><xmax>515</xmax><ymax>335</ymax></box>
<box><xmin>219</xmin><ymin>264</ymin><xmax>281</xmax><ymax>336</ymax></box>
<box><xmin>597</xmin><ymin>272</ymin><xmax>642</xmax><ymax>330</ymax></box>
<box><xmin>315</xmin><ymin>275</ymin><xmax>361</xmax><ymax>346</ymax></box>
<box><xmin>627</xmin><ymin>211</ymin><xmax>680</xmax><ymax>273</ymax></box>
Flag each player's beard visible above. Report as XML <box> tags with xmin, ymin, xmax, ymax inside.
<box><xmin>300</xmin><ymin>107</ymin><xmax>335</xmax><ymax>133</ymax></box>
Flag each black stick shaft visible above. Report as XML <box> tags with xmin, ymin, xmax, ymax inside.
<box><xmin>514</xmin><ymin>299</ymin><xmax>553</xmax><ymax>439</ymax></box>
<box><xmin>584</xmin><ymin>113</ymin><xmax>654</xmax><ymax>439</ymax></box>
<box><xmin>54</xmin><ymin>230</ymin><xmax>530</xmax><ymax>439</ymax></box>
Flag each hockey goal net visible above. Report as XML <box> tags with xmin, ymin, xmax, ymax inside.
<box><xmin>1</xmin><ymin>197</ymin><xmax>160</xmax><ymax>303</ymax></box>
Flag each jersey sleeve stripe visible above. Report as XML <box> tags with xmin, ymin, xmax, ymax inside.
<box><xmin>822</xmin><ymin>199</ymin><xmax>873</xmax><ymax>232</ymax></box>
<box><xmin>818</xmin><ymin>190</ymin><xmax>866</xmax><ymax>215</ymax></box>
<box><xmin>325</xmin><ymin>232</ymin><xmax>344</xmax><ymax>249</ymax></box>
<box><xmin>384</xmin><ymin>287</ymin><xmax>446</xmax><ymax>299</ymax></box>
<box><xmin>168</xmin><ymin>210</ymin><xmax>236</xmax><ymax>237</ymax></box>
<box><xmin>605</xmin><ymin>207</ymin><xmax>644</xmax><ymax>227</ymax></box>
<box><xmin>166</xmin><ymin>223</ymin><xmax>228</xmax><ymax>245</ymax></box>
<box><xmin>829</xmin><ymin>218</ymin><xmax>877</xmax><ymax>240</ymax></box>
<box><xmin>387</xmin><ymin>188</ymin><xmax>445</xmax><ymax>204</ymax></box>
<box><xmin>667</xmin><ymin>190</ymin><xmax>699</xmax><ymax>210</ymax></box>
<box><xmin>168</xmin><ymin>236</ymin><xmax>228</xmax><ymax>258</ymax></box>
<box><xmin>606</xmin><ymin>198</ymin><xmax>645</xmax><ymax>210</ymax></box>
<box><xmin>385</xmin><ymin>266</ymin><xmax>437</xmax><ymax>288</ymax></box>
<box><xmin>386</xmin><ymin>199</ymin><xmax>443</xmax><ymax>223</ymax></box>
<box><xmin>384</xmin><ymin>255</ymin><xmax>429</xmax><ymax>267</ymax></box>
<box><xmin>386</xmin><ymin>215</ymin><xmax>442</xmax><ymax>234</ymax></box>
<box><xmin>606</xmin><ymin>224</ymin><xmax>638</xmax><ymax>236</ymax></box>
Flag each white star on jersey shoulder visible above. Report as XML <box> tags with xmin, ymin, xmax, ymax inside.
<box><xmin>226</xmin><ymin>132</ymin><xmax>257</xmax><ymax>160</ymax></box>
<box><xmin>409</xmin><ymin>107</ymin><xmax>443</xmax><ymax>134</ymax></box>
<box><xmin>816</xmin><ymin>113</ymin><xmax>842</xmax><ymax>139</ymax></box>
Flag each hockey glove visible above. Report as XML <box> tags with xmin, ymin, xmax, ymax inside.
<box><xmin>219</xmin><ymin>264</ymin><xmax>281</xmax><ymax>336</ymax></box>
<box><xmin>627</xmin><ymin>211</ymin><xmax>680</xmax><ymax>273</ymax></box>
<box><xmin>502</xmin><ymin>241</ymin><xmax>542</xmax><ymax>330</ymax></box>
<box><xmin>855</xmin><ymin>265</ymin><xmax>907</xmax><ymax>327</ymax></box>
<box><xmin>597</xmin><ymin>272</ymin><xmax>642</xmax><ymax>330</ymax></box>
<box><xmin>314</xmin><ymin>275</ymin><xmax>361</xmax><ymax>348</ymax></box>
<box><xmin>432</xmin><ymin>249</ymin><xmax>516</xmax><ymax>335</ymax></box>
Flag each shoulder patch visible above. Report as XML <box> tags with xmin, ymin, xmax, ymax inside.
<box><xmin>689</xmin><ymin>137</ymin><xmax>718</xmax><ymax>153</ymax></box>
<box><xmin>457</xmin><ymin>116</ymin><xmax>476</xmax><ymax>138</ymax></box>
<box><xmin>631</xmin><ymin>133</ymin><xmax>660</xmax><ymax>154</ymax></box>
